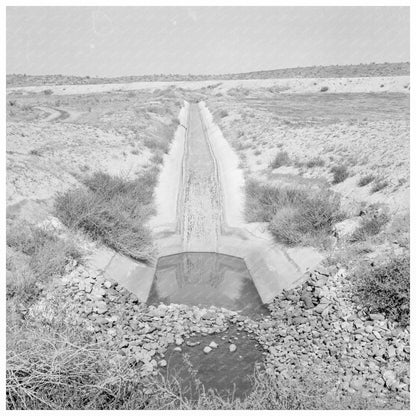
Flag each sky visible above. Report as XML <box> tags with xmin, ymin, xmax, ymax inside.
<box><xmin>6</xmin><ymin>6</ymin><xmax>410</xmax><ymax>77</ymax></box>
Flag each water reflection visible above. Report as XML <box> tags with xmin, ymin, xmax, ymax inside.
<box><xmin>147</xmin><ymin>252</ymin><xmax>268</xmax><ymax>317</ymax></box>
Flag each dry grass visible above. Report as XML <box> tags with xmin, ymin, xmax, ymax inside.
<box><xmin>55</xmin><ymin>170</ymin><xmax>158</xmax><ymax>262</ymax></box>
<box><xmin>349</xmin><ymin>209</ymin><xmax>390</xmax><ymax>242</ymax></box>
<box><xmin>6</xmin><ymin>319</ymin><xmax>145</xmax><ymax>410</ymax></box>
<box><xmin>245</xmin><ymin>180</ymin><xmax>343</xmax><ymax>246</ymax></box>
<box><xmin>371</xmin><ymin>179</ymin><xmax>389</xmax><ymax>193</ymax></box>
<box><xmin>306</xmin><ymin>157</ymin><xmax>325</xmax><ymax>168</ymax></box>
<box><xmin>330</xmin><ymin>165</ymin><xmax>349</xmax><ymax>184</ymax></box>
<box><xmin>269</xmin><ymin>151</ymin><xmax>291</xmax><ymax>169</ymax></box>
<box><xmin>6</xmin><ymin>223</ymin><xmax>82</xmax><ymax>303</ymax></box>
<box><xmin>358</xmin><ymin>174</ymin><xmax>376</xmax><ymax>187</ymax></box>
<box><xmin>353</xmin><ymin>254</ymin><xmax>410</xmax><ymax>326</ymax></box>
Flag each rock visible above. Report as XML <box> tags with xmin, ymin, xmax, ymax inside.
<box><xmin>387</xmin><ymin>345</ymin><xmax>396</xmax><ymax>359</ymax></box>
<box><xmin>311</xmin><ymin>277</ymin><xmax>328</xmax><ymax>288</ymax></box>
<box><xmin>141</xmin><ymin>363</ymin><xmax>153</xmax><ymax>373</ymax></box>
<box><xmin>383</xmin><ymin>370</ymin><xmax>397</xmax><ymax>388</ymax></box>
<box><xmin>373</xmin><ymin>330</ymin><xmax>382</xmax><ymax>339</ymax></box>
<box><xmin>103</xmin><ymin>281</ymin><xmax>113</xmax><ymax>289</ymax></box>
<box><xmin>365</xmin><ymin>325</ymin><xmax>374</xmax><ymax>333</ymax></box>
<box><xmin>175</xmin><ymin>338</ymin><xmax>183</xmax><ymax>346</ymax></box>
<box><xmin>301</xmin><ymin>291</ymin><xmax>314</xmax><ymax>309</ymax></box>
<box><xmin>293</xmin><ymin>317</ymin><xmax>308</xmax><ymax>325</ymax></box>
<box><xmin>202</xmin><ymin>311</ymin><xmax>216</xmax><ymax>320</ymax></box>
<box><xmin>350</xmin><ymin>377</ymin><xmax>365</xmax><ymax>391</ymax></box>
<box><xmin>314</xmin><ymin>302</ymin><xmax>329</xmax><ymax>314</ymax></box>
<box><xmin>260</xmin><ymin>321</ymin><xmax>273</xmax><ymax>330</ymax></box>
<box><xmin>159</xmin><ymin>359</ymin><xmax>167</xmax><ymax>367</ymax></box>
<box><xmin>96</xmin><ymin>301</ymin><xmax>108</xmax><ymax>314</ymax></box>
<box><xmin>209</xmin><ymin>341</ymin><xmax>218</xmax><ymax>349</ymax></box>
<box><xmin>369</xmin><ymin>313</ymin><xmax>385</xmax><ymax>321</ymax></box>
<box><xmin>203</xmin><ymin>346</ymin><xmax>212</xmax><ymax>354</ymax></box>
<box><xmin>186</xmin><ymin>340</ymin><xmax>200</xmax><ymax>347</ymax></box>
<box><xmin>95</xmin><ymin>317</ymin><xmax>108</xmax><ymax>325</ymax></box>
<box><xmin>173</xmin><ymin>347</ymin><xmax>182</xmax><ymax>352</ymax></box>
<box><xmin>229</xmin><ymin>344</ymin><xmax>237</xmax><ymax>352</ymax></box>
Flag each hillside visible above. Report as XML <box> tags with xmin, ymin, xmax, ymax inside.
<box><xmin>6</xmin><ymin>62</ymin><xmax>410</xmax><ymax>88</ymax></box>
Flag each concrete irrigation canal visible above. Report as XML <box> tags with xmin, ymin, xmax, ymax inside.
<box><xmin>89</xmin><ymin>100</ymin><xmax>323</xmax><ymax>398</ymax></box>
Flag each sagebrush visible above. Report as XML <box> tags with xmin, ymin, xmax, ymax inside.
<box><xmin>353</xmin><ymin>255</ymin><xmax>410</xmax><ymax>326</ymax></box>
<box><xmin>330</xmin><ymin>165</ymin><xmax>349</xmax><ymax>184</ymax></box>
<box><xmin>270</xmin><ymin>151</ymin><xmax>291</xmax><ymax>169</ymax></box>
<box><xmin>55</xmin><ymin>171</ymin><xmax>158</xmax><ymax>262</ymax></box>
<box><xmin>6</xmin><ymin>223</ymin><xmax>82</xmax><ymax>303</ymax></box>
<box><xmin>245</xmin><ymin>180</ymin><xmax>343</xmax><ymax>246</ymax></box>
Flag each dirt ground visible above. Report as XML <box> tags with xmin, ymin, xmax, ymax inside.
<box><xmin>6</xmin><ymin>89</ymin><xmax>181</xmax><ymax>220</ymax></box>
<box><xmin>205</xmin><ymin>90</ymin><xmax>409</xmax><ymax>217</ymax></box>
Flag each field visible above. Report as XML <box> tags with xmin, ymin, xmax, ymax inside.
<box><xmin>5</xmin><ymin>66</ymin><xmax>410</xmax><ymax>410</ymax></box>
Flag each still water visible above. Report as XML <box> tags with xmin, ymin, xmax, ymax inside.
<box><xmin>147</xmin><ymin>252</ymin><xmax>268</xmax><ymax>317</ymax></box>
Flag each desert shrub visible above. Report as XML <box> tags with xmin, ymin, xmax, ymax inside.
<box><xmin>43</xmin><ymin>89</ymin><xmax>53</xmax><ymax>95</ymax></box>
<box><xmin>151</xmin><ymin>151</ymin><xmax>164</xmax><ymax>165</ymax></box>
<box><xmin>245</xmin><ymin>180</ymin><xmax>343</xmax><ymax>246</ymax></box>
<box><xmin>254</xmin><ymin>149</ymin><xmax>261</xmax><ymax>156</ymax></box>
<box><xmin>330</xmin><ymin>165</ymin><xmax>349</xmax><ymax>184</ymax></box>
<box><xmin>269</xmin><ymin>189</ymin><xmax>343</xmax><ymax>246</ymax></box>
<box><xmin>20</xmin><ymin>104</ymin><xmax>33</xmax><ymax>112</ymax></box>
<box><xmin>349</xmin><ymin>210</ymin><xmax>390</xmax><ymax>242</ymax></box>
<box><xmin>320</xmin><ymin>86</ymin><xmax>329</xmax><ymax>92</ymax></box>
<box><xmin>270</xmin><ymin>151</ymin><xmax>291</xmax><ymax>169</ymax></box>
<box><xmin>29</xmin><ymin>149</ymin><xmax>42</xmax><ymax>156</ymax></box>
<box><xmin>147</xmin><ymin>105</ymin><xmax>165</xmax><ymax>115</ymax></box>
<box><xmin>353</xmin><ymin>255</ymin><xmax>410</xmax><ymax>326</ymax></box>
<box><xmin>219</xmin><ymin>110</ymin><xmax>228</xmax><ymax>118</ymax></box>
<box><xmin>358</xmin><ymin>174</ymin><xmax>376</xmax><ymax>187</ymax></box>
<box><xmin>306</xmin><ymin>157</ymin><xmax>325</xmax><ymax>168</ymax></box>
<box><xmin>143</xmin><ymin>136</ymin><xmax>170</xmax><ymax>154</ymax></box>
<box><xmin>6</xmin><ymin>223</ymin><xmax>81</xmax><ymax>302</ymax></box>
<box><xmin>55</xmin><ymin>171</ymin><xmax>157</xmax><ymax>262</ymax></box>
<box><xmin>245</xmin><ymin>180</ymin><xmax>306</xmax><ymax>222</ymax></box>
<box><xmin>172</xmin><ymin>117</ymin><xmax>180</xmax><ymax>126</ymax></box>
<box><xmin>371</xmin><ymin>179</ymin><xmax>388</xmax><ymax>193</ymax></box>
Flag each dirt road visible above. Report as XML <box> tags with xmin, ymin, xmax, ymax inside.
<box><xmin>179</xmin><ymin>103</ymin><xmax>222</xmax><ymax>252</ymax></box>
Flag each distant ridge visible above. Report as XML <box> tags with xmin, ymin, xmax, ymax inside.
<box><xmin>7</xmin><ymin>62</ymin><xmax>409</xmax><ymax>88</ymax></box>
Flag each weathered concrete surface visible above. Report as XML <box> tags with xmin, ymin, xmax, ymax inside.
<box><xmin>87</xmin><ymin>248</ymin><xmax>154</xmax><ymax>302</ymax></box>
<box><xmin>148</xmin><ymin>101</ymin><xmax>189</xmax><ymax>234</ymax></box>
<box><xmin>198</xmin><ymin>101</ymin><xmax>323</xmax><ymax>303</ymax></box>
<box><xmin>180</xmin><ymin>103</ymin><xmax>222</xmax><ymax>252</ymax></box>
<box><xmin>93</xmin><ymin>100</ymin><xmax>323</xmax><ymax>305</ymax></box>
<box><xmin>85</xmin><ymin>102</ymin><xmax>190</xmax><ymax>302</ymax></box>
<box><xmin>199</xmin><ymin>102</ymin><xmax>246</xmax><ymax>228</ymax></box>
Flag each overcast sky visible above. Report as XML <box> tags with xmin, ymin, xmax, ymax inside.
<box><xmin>7</xmin><ymin>6</ymin><xmax>410</xmax><ymax>77</ymax></box>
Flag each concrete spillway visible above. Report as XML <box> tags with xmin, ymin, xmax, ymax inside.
<box><xmin>91</xmin><ymin>100</ymin><xmax>323</xmax><ymax>306</ymax></box>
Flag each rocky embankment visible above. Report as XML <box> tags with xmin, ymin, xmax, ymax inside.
<box><xmin>28</xmin><ymin>262</ymin><xmax>409</xmax><ymax>409</ymax></box>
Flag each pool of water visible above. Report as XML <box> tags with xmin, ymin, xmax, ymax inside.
<box><xmin>160</xmin><ymin>324</ymin><xmax>264</xmax><ymax>401</ymax></box>
<box><xmin>147</xmin><ymin>252</ymin><xmax>268</xmax><ymax>317</ymax></box>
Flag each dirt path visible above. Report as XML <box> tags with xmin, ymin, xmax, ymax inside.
<box><xmin>36</xmin><ymin>106</ymin><xmax>81</xmax><ymax>122</ymax></box>
<box><xmin>180</xmin><ymin>103</ymin><xmax>222</xmax><ymax>252</ymax></box>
